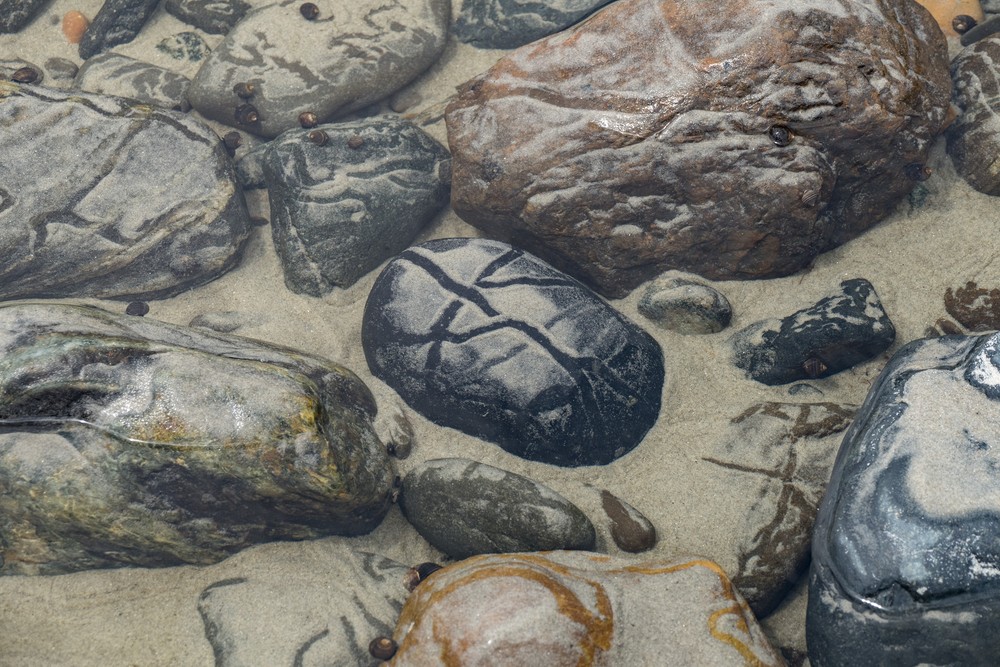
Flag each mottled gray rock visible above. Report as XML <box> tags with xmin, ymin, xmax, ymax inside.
<box><xmin>156</xmin><ymin>31</ymin><xmax>212</xmax><ymax>63</ymax></box>
<box><xmin>187</xmin><ymin>0</ymin><xmax>450</xmax><ymax>138</ymax></box>
<box><xmin>0</xmin><ymin>82</ymin><xmax>250</xmax><ymax>300</ymax></box>
<box><xmin>235</xmin><ymin>141</ymin><xmax>268</xmax><ymax>189</ymax></box>
<box><xmin>948</xmin><ymin>36</ymin><xmax>1000</xmax><ymax>196</ymax></box>
<box><xmin>638</xmin><ymin>273</ymin><xmax>732</xmax><ymax>334</ymax></box>
<box><xmin>0</xmin><ymin>0</ymin><xmax>48</xmax><ymax>32</ymax></box>
<box><xmin>79</xmin><ymin>0</ymin><xmax>161</xmax><ymax>59</ymax></box>
<box><xmin>455</xmin><ymin>0</ymin><xmax>614</xmax><ymax>49</ymax></box>
<box><xmin>263</xmin><ymin>117</ymin><xmax>451</xmax><ymax>294</ymax></box>
<box><xmin>731</xmin><ymin>279</ymin><xmax>895</xmax><ymax>385</ymax></box>
<box><xmin>0</xmin><ymin>303</ymin><xmax>393</xmax><ymax>576</ymax></box>
<box><xmin>75</xmin><ymin>53</ymin><xmax>192</xmax><ymax>111</ymax></box>
<box><xmin>165</xmin><ymin>0</ymin><xmax>250</xmax><ymax>34</ymax></box>
<box><xmin>598</xmin><ymin>488</ymin><xmax>656</xmax><ymax>553</ymax></box>
<box><xmin>809</xmin><ymin>332</ymin><xmax>1000</xmax><ymax>666</ymax></box>
<box><xmin>43</xmin><ymin>58</ymin><xmax>79</xmax><ymax>88</ymax></box>
<box><xmin>399</xmin><ymin>458</ymin><xmax>595</xmax><ymax>559</ymax></box>
<box><xmin>362</xmin><ymin>238</ymin><xmax>664</xmax><ymax>467</ymax></box>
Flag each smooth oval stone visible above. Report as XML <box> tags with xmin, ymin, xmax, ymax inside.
<box><xmin>75</xmin><ymin>52</ymin><xmax>192</xmax><ymax>111</ymax></box>
<box><xmin>399</xmin><ymin>458</ymin><xmax>596</xmax><ymax>558</ymax></box>
<box><xmin>638</xmin><ymin>274</ymin><xmax>732</xmax><ymax>334</ymax></box>
<box><xmin>599</xmin><ymin>489</ymin><xmax>656</xmax><ymax>553</ymax></box>
<box><xmin>362</xmin><ymin>238</ymin><xmax>665</xmax><ymax>467</ymax></box>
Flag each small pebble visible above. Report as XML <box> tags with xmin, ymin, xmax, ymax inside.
<box><xmin>62</xmin><ymin>10</ymin><xmax>90</xmax><ymax>44</ymax></box>
<box><xmin>347</xmin><ymin>135</ymin><xmax>365</xmax><ymax>149</ymax></box>
<box><xmin>600</xmin><ymin>489</ymin><xmax>657</xmax><ymax>553</ymax></box>
<box><xmin>125</xmin><ymin>301</ymin><xmax>149</xmax><ymax>316</ymax></box>
<box><xmin>299</xmin><ymin>2</ymin><xmax>319</xmax><ymax>20</ymax></box>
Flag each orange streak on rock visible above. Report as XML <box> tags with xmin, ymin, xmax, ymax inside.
<box><xmin>62</xmin><ymin>11</ymin><xmax>90</xmax><ymax>45</ymax></box>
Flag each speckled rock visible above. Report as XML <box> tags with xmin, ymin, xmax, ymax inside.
<box><xmin>598</xmin><ymin>488</ymin><xmax>656</xmax><ymax>553</ymax></box>
<box><xmin>75</xmin><ymin>53</ymin><xmax>192</xmax><ymax>111</ymax></box>
<box><xmin>156</xmin><ymin>31</ymin><xmax>212</xmax><ymax>63</ymax></box>
<box><xmin>638</xmin><ymin>273</ymin><xmax>732</xmax><ymax>334</ymax></box>
<box><xmin>362</xmin><ymin>238</ymin><xmax>664</xmax><ymax>467</ymax></box>
<box><xmin>0</xmin><ymin>303</ymin><xmax>394</xmax><ymax>576</ymax></box>
<box><xmin>0</xmin><ymin>0</ymin><xmax>48</xmax><ymax>32</ymax></box>
<box><xmin>187</xmin><ymin>0</ymin><xmax>450</xmax><ymax>138</ymax></box>
<box><xmin>446</xmin><ymin>0</ymin><xmax>951</xmax><ymax>297</ymax></box>
<box><xmin>165</xmin><ymin>0</ymin><xmax>250</xmax><ymax>34</ymax></box>
<box><xmin>79</xmin><ymin>0</ymin><xmax>161</xmax><ymax>59</ymax></box>
<box><xmin>391</xmin><ymin>552</ymin><xmax>785</xmax><ymax>665</ymax></box>
<box><xmin>809</xmin><ymin>331</ymin><xmax>1000</xmax><ymax>665</ymax></box>
<box><xmin>455</xmin><ymin>0</ymin><xmax>614</xmax><ymax>49</ymax></box>
<box><xmin>399</xmin><ymin>458</ymin><xmax>596</xmax><ymax>558</ymax></box>
<box><xmin>948</xmin><ymin>36</ymin><xmax>1000</xmax><ymax>196</ymax></box>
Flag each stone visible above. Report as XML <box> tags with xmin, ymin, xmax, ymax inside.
<box><xmin>263</xmin><ymin>117</ymin><xmax>451</xmax><ymax>294</ymax></box>
<box><xmin>809</xmin><ymin>332</ymin><xmax>1000</xmax><ymax>666</ymax></box>
<box><xmin>445</xmin><ymin>0</ymin><xmax>951</xmax><ymax>298</ymax></box>
<box><xmin>947</xmin><ymin>36</ymin><xmax>1000</xmax><ymax>195</ymax></box>
<box><xmin>0</xmin><ymin>83</ymin><xmax>251</xmax><ymax>300</ymax></box>
<box><xmin>638</xmin><ymin>273</ymin><xmax>732</xmax><ymax>334</ymax></box>
<box><xmin>945</xmin><ymin>280</ymin><xmax>1000</xmax><ymax>331</ymax></box>
<box><xmin>0</xmin><ymin>303</ymin><xmax>394</xmax><ymax>576</ymax></box>
<box><xmin>398</xmin><ymin>458</ymin><xmax>596</xmax><ymax>559</ymax></box>
<box><xmin>455</xmin><ymin>0</ymin><xmax>615</xmax><ymax>49</ymax></box>
<box><xmin>960</xmin><ymin>15</ymin><xmax>1000</xmax><ymax>44</ymax></box>
<box><xmin>156</xmin><ymin>31</ymin><xmax>212</xmax><ymax>62</ymax></box>
<box><xmin>186</xmin><ymin>0</ymin><xmax>450</xmax><ymax>138</ymax></box>
<box><xmin>731</xmin><ymin>279</ymin><xmax>895</xmax><ymax>386</ymax></box>
<box><xmin>0</xmin><ymin>0</ymin><xmax>48</xmax><ymax>33</ymax></box>
<box><xmin>74</xmin><ymin>53</ymin><xmax>192</xmax><ymax>111</ymax></box>
<box><xmin>43</xmin><ymin>58</ymin><xmax>80</xmax><ymax>88</ymax></box>
<box><xmin>390</xmin><ymin>551</ymin><xmax>785</xmax><ymax>665</ymax></box>
<box><xmin>165</xmin><ymin>0</ymin><xmax>251</xmax><ymax>34</ymax></box>
<box><xmin>79</xmin><ymin>0</ymin><xmax>161</xmax><ymax>59</ymax></box>
<box><xmin>598</xmin><ymin>489</ymin><xmax>656</xmax><ymax>553</ymax></box>
<box><xmin>235</xmin><ymin>141</ymin><xmax>268</xmax><ymax>189</ymax></box>
<box><xmin>361</xmin><ymin>238</ymin><xmax>665</xmax><ymax>467</ymax></box>
<box><xmin>188</xmin><ymin>310</ymin><xmax>263</xmax><ymax>333</ymax></box>
<box><xmin>704</xmin><ymin>401</ymin><xmax>855</xmax><ymax>617</ymax></box>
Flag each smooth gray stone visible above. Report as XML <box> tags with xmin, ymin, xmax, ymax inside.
<box><xmin>0</xmin><ymin>303</ymin><xmax>394</xmax><ymax>576</ymax></box>
<box><xmin>0</xmin><ymin>83</ymin><xmax>250</xmax><ymax>300</ymax></box>
<box><xmin>809</xmin><ymin>332</ymin><xmax>1000</xmax><ymax>666</ymax></box>
<box><xmin>43</xmin><ymin>58</ymin><xmax>79</xmax><ymax>88</ymax></box>
<box><xmin>165</xmin><ymin>0</ymin><xmax>250</xmax><ymax>34</ymax></box>
<box><xmin>638</xmin><ymin>273</ymin><xmax>732</xmax><ymax>334</ymax></box>
<box><xmin>0</xmin><ymin>0</ymin><xmax>48</xmax><ymax>32</ymax></box>
<box><xmin>186</xmin><ymin>0</ymin><xmax>450</xmax><ymax>138</ymax></box>
<box><xmin>75</xmin><ymin>53</ymin><xmax>192</xmax><ymax>111</ymax></box>
<box><xmin>455</xmin><ymin>0</ymin><xmax>614</xmax><ymax>49</ymax></box>
<box><xmin>79</xmin><ymin>0</ymin><xmax>161</xmax><ymax>59</ymax></box>
<box><xmin>235</xmin><ymin>141</ymin><xmax>268</xmax><ymax>189</ymax></box>
<box><xmin>263</xmin><ymin>117</ymin><xmax>451</xmax><ymax>294</ymax></box>
<box><xmin>399</xmin><ymin>458</ymin><xmax>596</xmax><ymax>559</ymax></box>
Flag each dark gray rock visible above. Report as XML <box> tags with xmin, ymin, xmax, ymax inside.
<box><xmin>598</xmin><ymin>489</ymin><xmax>656</xmax><ymax>553</ymax></box>
<box><xmin>235</xmin><ymin>141</ymin><xmax>269</xmax><ymax>189</ymax></box>
<box><xmin>187</xmin><ymin>0</ymin><xmax>450</xmax><ymax>138</ymax></box>
<box><xmin>399</xmin><ymin>458</ymin><xmax>596</xmax><ymax>559</ymax></box>
<box><xmin>263</xmin><ymin>117</ymin><xmax>450</xmax><ymax>294</ymax></box>
<box><xmin>362</xmin><ymin>238</ymin><xmax>665</xmax><ymax>467</ymax></box>
<box><xmin>731</xmin><ymin>279</ymin><xmax>895</xmax><ymax>386</ymax></box>
<box><xmin>455</xmin><ymin>0</ymin><xmax>615</xmax><ymax>49</ymax></box>
<box><xmin>0</xmin><ymin>82</ymin><xmax>250</xmax><ymax>300</ymax></box>
<box><xmin>0</xmin><ymin>0</ymin><xmax>48</xmax><ymax>32</ymax></box>
<box><xmin>809</xmin><ymin>332</ymin><xmax>1000</xmax><ymax>666</ymax></box>
<box><xmin>75</xmin><ymin>53</ymin><xmax>192</xmax><ymax>111</ymax></box>
<box><xmin>638</xmin><ymin>273</ymin><xmax>732</xmax><ymax>334</ymax></box>
<box><xmin>165</xmin><ymin>0</ymin><xmax>250</xmax><ymax>34</ymax></box>
<box><xmin>0</xmin><ymin>303</ymin><xmax>394</xmax><ymax>576</ymax></box>
<box><xmin>947</xmin><ymin>36</ymin><xmax>1000</xmax><ymax>195</ymax></box>
<box><xmin>43</xmin><ymin>58</ymin><xmax>80</xmax><ymax>88</ymax></box>
<box><xmin>79</xmin><ymin>0</ymin><xmax>161</xmax><ymax>59</ymax></box>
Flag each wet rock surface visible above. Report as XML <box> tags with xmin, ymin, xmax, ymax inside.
<box><xmin>74</xmin><ymin>53</ymin><xmax>192</xmax><ymax>111</ymax></box>
<box><xmin>638</xmin><ymin>273</ymin><xmax>732</xmax><ymax>334</ymax></box>
<box><xmin>948</xmin><ymin>36</ymin><xmax>1000</xmax><ymax>195</ymax></box>
<box><xmin>0</xmin><ymin>303</ymin><xmax>393</xmax><ymax>576</ymax></box>
<box><xmin>0</xmin><ymin>0</ymin><xmax>48</xmax><ymax>33</ymax></box>
<box><xmin>165</xmin><ymin>0</ymin><xmax>251</xmax><ymax>34</ymax></box>
<box><xmin>446</xmin><ymin>0</ymin><xmax>952</xmax><ymax>297</ymax></box>
<box><xmin>362</xmin><ymin>238</ymin><xmax>664</xmax><ymax>467</ymax></box>
<box><xmin>455</xmin><ymin>0</ymin><xmax>615</xmax><ymax>49</ymax></box>
<box><xmin>79</xmin><ymin>0</ymin><xmax>161</xmax><ymax>60</ymax></box>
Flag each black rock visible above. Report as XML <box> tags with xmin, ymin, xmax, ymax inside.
<box><xmin>165</xmin><ymin>0</ymin><xmax>250</xmax><ymax>34</ymax></box>
<box><xmin>0</xmin><ymin>0</ymin><xmax>48</xmax><ymax>33</ymax></box>
<box><xmin>79</xmin><ymin>0</ymin><xmax>161</xmax><ymax>60</ymax></box>
<box><xmin>455</xmin><ymin>0</ymin><xmax>615</xmax><ymax>49</ymax></box>
<box><xmin>731</xmin><ymin>279</ymin><xmax>895</xmax><ymax>385</ymax></box>
<box><xmin>947</xmin><ymin>36</ymin><xmax>1000</xmax><ymax>195</ymax></box>
<box><xmin>809</xmin><ymin>332</ymin><xmax>1000</xmax><ymax>666</ymax></box>
<box><xmin>362</xmin><ymin>238</ymin><xmax>664</xmax><ymax>467</ymax></box>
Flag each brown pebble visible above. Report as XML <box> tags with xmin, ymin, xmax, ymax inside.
<box><xmin>62</xmin><ymin>10</ymin><xmax>90</xmax><ymax>44</ymax></box>
<box><xmin>300</xmin><ymin>2</ymin><xmax>319</xmax><ymax>19</ymax></box>
<box><xmin>600</xmin><ymin>489</ymin><xmax>656</xmax><ymax>553</ymax></box>
<box><xmin>125</xmin><ymin>301</ymin><xmax>149</xmax><ymax>317</ymax></box>
<box><xmin>11</xmin><ymin>67</ymin><xmax>39</xmax><ymax>84</ymax></box>
<box><xmin>222</xmin><ymin>131</ymin><xmax>243</xmax><ymax>157</ymax></box>
<box><xmin>298</xmin><ymin>111</ymin><xmax>318</xmax><ymax>128</ymax></box>
<box><xmin>347</xmin><ymin>135</ymin><xmax>365</xmax><ymax>150</ymax></box>
<box><xmin>368</xmin><ymin>637</ymin><xmax>397</xmax><ymax>660</ymax></box>
<box><xmin>233</xmin><ymin>81</ymin><xmax>255</xmax><ymax>99</ymax></box>
<box><xmin>308</xmin><ymin>129</ymin><xmax>329</xmax><ymax>146</ymax></box>
<box><xmin>235</xmin><ymin>103</ymin><xmax>259</xmax><ymax>125</ymax></box>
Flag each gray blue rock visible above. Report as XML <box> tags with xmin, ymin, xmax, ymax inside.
<box><xmin>263</xmin><ymin>117</ymin><xmax>451</xmax><ymax>294</ymax></box>
<box><xmin>638</xmin><ymin>273</ymin><xmax>732</xmax><ymax>334</ymax></box>
<box><xmin>75</xmin><ymin>53</ymin><xmax>192</xmax><ymax>111</ymax></box>
<box><xmin>186</xmin><ymin>0</ymin><xmax>450</xmax><ymax>138</ymax></box>
<box><xmin>0</xmin><ymin>0</ymin><xmax>48</xmax><ymax>33</ymax></box>
<box><xmin>809</xmin><ymin>332</ymin><xmax>1000</xmax><ymax>665</ymax></box>
<box><xmin>79</xmin><ymin>0</ymin><xmax>161</xmax><ymax>59</ymax></box>
<box><xmin>0</xmin><ymin>82</ymin><xmax>250</xmax><ymax>300</ymax></box>
<box><xmin>399</xmin><ymin>458</ymin><xmax>596</xmax><ymax>558</ymax></box>
<box><xmin>165</xmin><ymin>0</ymin><xmax>251</xmax><ymax>34</ymax></box>
<box><xmin>455</xmin><ymin>0</ymin><xmax>615</xmax><ymax>49</ymax></box>
<box><xmin>362</xmin><ymin>238</ymin><xmax>664</xmax><ymax>467</ymax></box>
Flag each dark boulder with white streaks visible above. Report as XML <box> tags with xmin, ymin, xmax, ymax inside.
<box><xmin>455</xmin><ymin>0</ymin><xmax>615</xmax><ymax>49</ymax></box>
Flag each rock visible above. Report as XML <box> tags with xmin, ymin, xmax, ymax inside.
<box><xmin>0</xmin><ymin>303</ymin><xmax>394</xmax><ymax>576</ymax></box>
<box><xmin>235</xmin><ymin>141</ymin><xmax>268</xmax><ymax>188</ymax></box>
<box><xmin>960</xmin><ymin>15</ymin><xmax>1000</xmax><ymax>44</ymax></box>
<box><xmin>156</xmin><ymin>31</ymin><xmax>212</xmax><ymax>63</ymax></box>
<box><xmin>398</xmin><ymin>458</ymin><xmax>596</xmax><ymax>559</ymax></box>
<box><xmin>43</xmin><ymin>58</ymin><xmax>80</xmax><ymax>88</ymax></box>
<box><xmin>809</xmin><ymin>332</ymin><xmax>1000</xmax><ymax>666</ymax></box>
<box><xmin>947</xmin><ymin>36</ymin><xmax>1000</xmax><ymax>196</ymax></box>
<box><xmin>945</xmin><ymin>281</ymin><xmax>1000</xmax><ymax>330</ymax></box>
<box><xmin>704</xmin><ymin>401</ymin><xmax>855</xmax><ymax>617</ymax></box>
<box><xmin>445</xmin><ymin>0</ymin><xmax>951</xmax><ymax>298</ymax></box>
<box><xmin>263</xmin><ymin>117</ymin><xmax>451</xmax><ymax>294</ymax></box>
<box><xmin>598</xmin><ymin>488</ymin><xmax>656</xmax><ymax>553</ymax></box>
<box><xmin>730</xmin><ymin>279</ymin><xmax>895</xmax><ymax>386</ymax></box>
<box><xmin>455</xmin><ymin>0</ymin><xmax>615</xmax><ymax>49</ymax></box>
<box><xmin>186</xmin><ymin>0</ymin><xmax>450</xmax><ymax>138</ymax></box>
<box><xmin>0</xmin><ymin>0</ymin><xmax>48</xmax><ymax>32</ymax></box>
<box><xmin>0</xmin><ymin>82</ymin><xmax>250</xmax><ymax>300</ymax></box>
<box><xmin>638</xmin><ymin>273</ymin><xmax>732</xmax><ymax>334</ymax></box>
<box><xmin>79</xmin><ymin>0</ymin><xmax>161</xmax><ymax>59</ymax></box>
<box><xmin>188</xmin><ymin>310</ymin><xmax>263</xmax><ymax>333</ymax></box>
<box><xmin>74</xmin><ymin>53</ymin><xmax>192</xmax><ymax>111</ymax></box>
<box><xmin>390</xmin><ymin>551</ymin><xmax>785</xmax><ymax>665</ymax></box>
<box><xmin>165</xmin><ymin>0</ymin><xmax>250</xmax><ymax>34</ymax></box>
<box><xmin>362</xmin><ymin>238</ymin><xmax>665</xmax><ymax>467</ymax></box>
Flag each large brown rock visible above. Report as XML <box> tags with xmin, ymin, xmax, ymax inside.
<box><xmin>947</xmin><ymin>36</ymin><xmax>1000</xmax><ymax>196</ymax></box>
<box><xmin>446</xmin><ymin>0</ymin><xmax>951</xmax><ymax>297</ymax></box>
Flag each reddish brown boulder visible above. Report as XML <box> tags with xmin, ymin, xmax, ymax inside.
<box><xmin>446</xmin><ymin>0</ymin><xmax>952</xmax><ymax>297</ymax></box>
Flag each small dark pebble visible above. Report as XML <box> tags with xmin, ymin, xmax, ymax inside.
<box><xmin>768</xmin><ymin>124</ymin><xmax>791</xmax><ymax>147</ymax></box>
<box><xmin>961</xmin><ymin>16</ymin><xmax>1000</xmax><ymax>46</ymax></box>
<box><xmin>299</xmin><ymin>2</ymin><xmax>319</xmax><ymax>20</ymax></box>
<box><xmin>368</xmin><ymin>637</ymin><xmax>397</xmax><ymax>660</ymax></box>
<box><xmin>11</xmin><ymin>67</ymin><xmax>38</xmax><ymax>84</ymax></box>
<box><xmin>235</xmin><ymin>103</ymin><xmax>259</xmax><ymax>125</ymax></box>
<box><xmin>125</xmin><ymin>301</ymin><xmax>149</xmax><ymax>316</ymax></box>
<box><xmin>249</xmin><ymin>216</ymin><xmax>269</xmax><ymax>227</ymax></box>
<box><xmin>232</xmin><ymin>81</ymin><xmax>255</xmax><ymax>99</ymax></box>
<box><xmin>307</xmin><ymin>129</ymin><xmax>328</xmax><ymax>146</ymax></box>
<box><xmin>347</xmin><ymin>135</ymin><xmax>365</xmax><ymax>149</ymax></box>
<box><xmin>222</xmin><ymin>131</ymin><xmax>242</xmax><ymax>157</ymax></box>
<box><xmin>298</xmin><ymin>111</ymin><xmax>318</xmax><ymax>128</ymax></box>
<box><xmin>953</xmin><ymin>14</ymin><xmax>977</xmax><ymax>34</ymax></box>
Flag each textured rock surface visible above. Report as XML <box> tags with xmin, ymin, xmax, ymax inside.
<box><xmin>187</xmin><ymin>0</ymin><xmax>450</xmax><ymax>138</ymax></box>
<box><xmin>638</xmin><ymin>273</ymin><xmax>732</xmax><ymax>334</ymax></box>
<box><xmin>446</xmin><ymin>0</ymin><xmax>952</xmax><ymax>297</ymax></box>
<box><xmin>165</xmin><ymin>0</ymin><xmax>251</xmax><ymax>34</ymax></box>
<box><xmin>391</xmin><ymin>552</ymin><xmax>785</xmax><ymax>665</ymax></box>
<box><xmin>809</xmin><ymin>332</ymin><xmax>1000</xmax><ymax>666</ymax></box>
<box><xmin>0</xmin><ymin>0</ymin><xmax>48</xmax><ymax>33</ymax></box>
<box><xmin>362</xmin><ymin>238</ymin><xmax>664</xmax><ymax>467</ymax></box>
<box><xmin>731</xmin><ymin>279</ymin><xmax>895</xmax><ymax>385</ymax></box>
<box><xmin>0</xmin><ymin>303</ymin><xmax>393</xmax><ymax>576</ymax></box>
<box><xmin>945</xmin><ymin>280</ymin><xmax>1000</xmax><ymax>330</ymax></box>
<box><xmin>263</xmin><ymin>117</ymin><xmax>451</xmax><ymax>294</ymax></box>
<box><xmin>598</xmin><ymin>488</ymin><xmax>657</xmax><ymax>553</ymax></box>
<box><xmin>79</xmin><ymin>0</ymin><xmax>161</xmax><ymax>59</ymax></box>
<box><xmin>399</xmin><ymin>458</ymin><xmax>596</xmax><ymax>558</ymax></box>
<box><xmin>947</xmin><ymin>36</ymin><xmax>1000</xmax><ymax>195</ymax></box>
<box><xmin>455</xmin><ymin>0</ymin><xmax>614</xmax><ymax>49</ymax></box>
<box><xmin>75</xmin><ymin>52</ymin><xmax>192</xmax><ymax>111</ymax></box>
<box><xmin>0</xmin><ymin>82</ymin><xmax>250</xmax><ymax>300</ymax></box>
